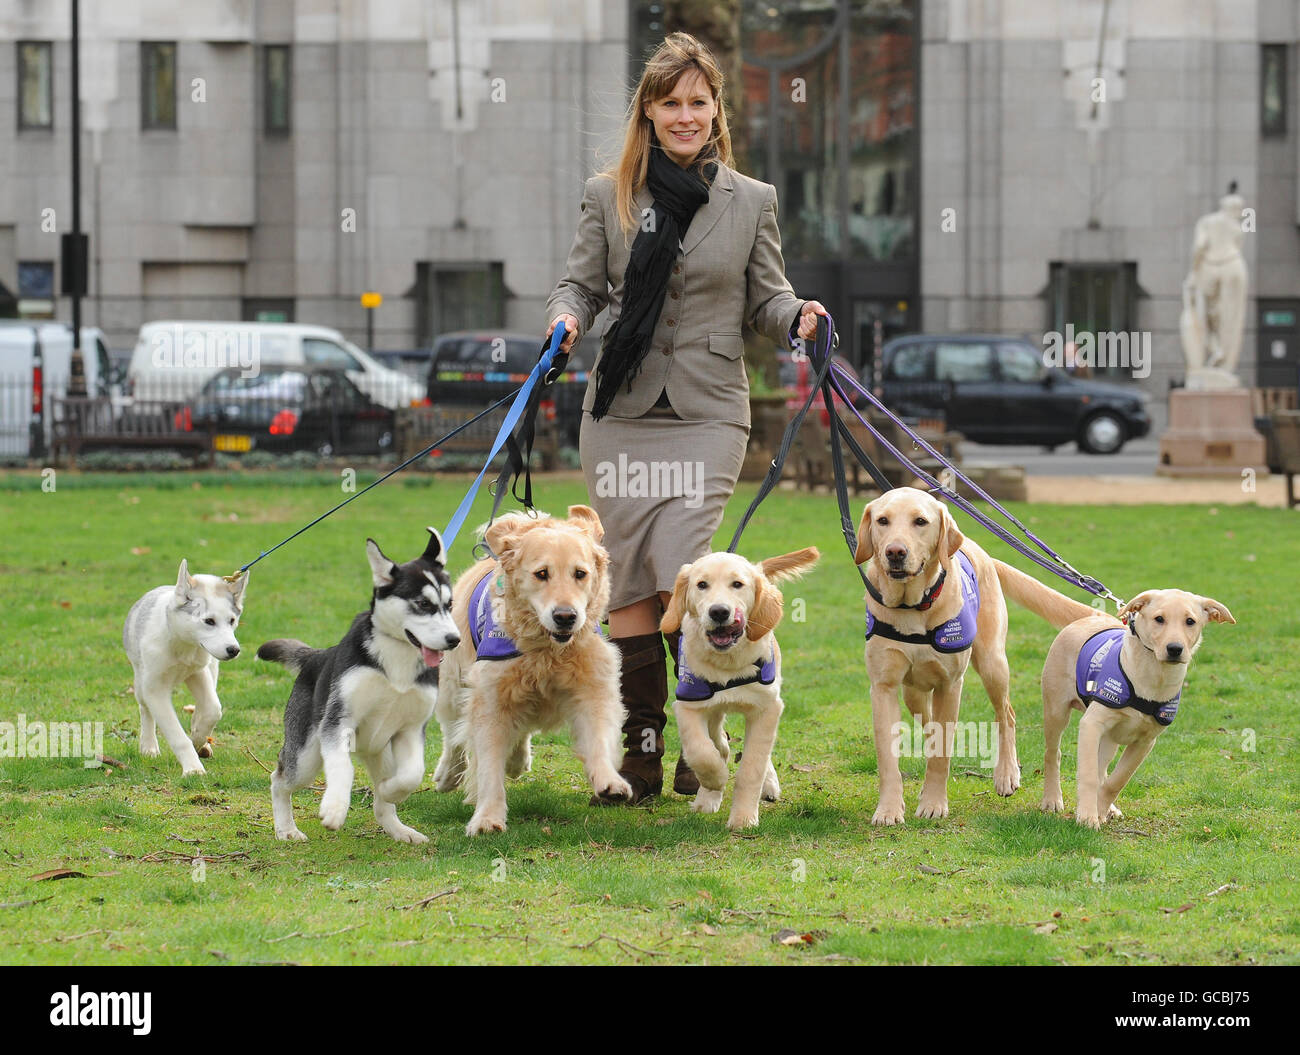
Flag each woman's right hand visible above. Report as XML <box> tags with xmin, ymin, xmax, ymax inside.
<box><xmin>547</xmin><ymin>314</ymin><xmax>581</xmax><ymax>353</ymax></box>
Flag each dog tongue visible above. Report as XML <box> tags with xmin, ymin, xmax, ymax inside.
<box><xmin>421</xmin><ymin>646</ymin><xmax>442</xmax><ymax>668</ymax></box>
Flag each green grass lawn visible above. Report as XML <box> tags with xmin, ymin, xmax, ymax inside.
<box><xmin>0</xmin><ymin>469</ymin><xmax>1296</xmax><ymax>964</ymax></box>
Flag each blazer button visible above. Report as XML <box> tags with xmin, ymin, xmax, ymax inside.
<box><xmin>666</xmin><ymin>318</ymin><xmax>676</xmax><ymax>326</ymax></box>
<box><xmin>661</xmin><ymin>347</ymin><xmax>671</xmax><ymax>356</ymax></box>
<box><xmin>670</xmin><ymin>291</ymin><xmax>679</xmax><ymax>300</ymax></box>
<box><xmin>673</xmin><ymin>265</ymin><xmax>681</xmax><ymax>274</ymax></box>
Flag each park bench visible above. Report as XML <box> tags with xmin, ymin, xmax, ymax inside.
<box><xmin>50</xmin><ymin>395</ymin><xmax>213</xmax><ymax>466</ymax></box>
<box><xmin>789</xmin><ymin>410</ymin><xmax>963</xmax><ymax>495</ymax></box>
<box><xmin>395</xmin><ymin>403</ymin><xmax>560</xmax><ymax>470</ymax></box>
<box><xmin>1265</xmin><ymin>410</ymin><xmax>1300</xmax><ymax>509</ymax></box>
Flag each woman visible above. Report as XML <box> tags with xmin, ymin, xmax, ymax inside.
<box><xmin>545</xmin><ymin>32</ymin><xmax>826</xmax><ymax>804</ymax></box>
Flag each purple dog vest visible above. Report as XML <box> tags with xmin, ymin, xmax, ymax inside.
<box><xmin>1076</xmin><ymin>627</ymin><xmax>1180</xmax><ymax>726</ymax></box>
<box><xmin>864</xmin><ymin>550</ymin><xmax>980</xmax><ymax>654</ymax></box>
<box><xmin>468</xmin><ymin>571</ymin><xmax>522</xmax><ymax>661</ymax></box>
<box><xmin>675</xmin><ymin>637</ymin><xmax>776</xmax><ymax>702</ymax></box>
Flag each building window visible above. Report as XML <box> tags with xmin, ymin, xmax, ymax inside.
<box><xmin>18</xmin><ymin>41</ymin><xmax>53</xmax><ymax>130</ymax></box>
<box><xmin>141</xmin><ymin>42</ymin><xmax>177</xmax><ymax>129</ymax></box>
<box><xmin>18</xmin><ymin>261</ymin><xmax>55</xmax><ymax>299</ymax></box>
<box><xmin>1047</xmin><ymin>262</ymin><xmax>1141</xmax><ymax>379</ymax></box>
<box><xmin>415</xmin><ymin>262</ymin><xmax>505</xmax><ymax>347</ymax></box>
<box><xmin>1261</xmin><ymin>44</ymin><xmax>1287</xmax><ymax>137</ymax></box>
<box><xmin>264</xmin><ymin>45</ymin><xmax>291</xmax><ymax>134</ymax></box>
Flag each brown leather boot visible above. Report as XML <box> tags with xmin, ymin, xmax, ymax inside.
<box><xmin>591</xmin><ymin>632</ymin><xmax>666</xmax><ymax>806</ymax></box>
<box><xmin>663</xmin><ymin>629</ymin><xmax>700</xmax><ymax>796</ymax></box>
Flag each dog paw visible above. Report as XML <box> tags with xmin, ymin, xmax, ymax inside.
<box><xmin>726</xmin><ymin>810</ymin><xmax>759</xmax><ymax>831</ymax></box>
<box><xmin>593</xmin><ymin>775</ymin><xmax>633</xmax><ymax>801</ymax></box>
<box><xmin>433</xmin><ymin>762</ymin><xmax>463</xmax><ymax>793</ymax></box>
<box><xmin>1075</xmin><ymin>811</ymin><xmax>1103</xmax><ymax>831</ymax></box>
<box><xmin>180</xmin><ymin>762</ymin><xmax>206</xmax><ymax>777</ymax></box>
<box><xmin>1107</xmin><ymin>803</ymin><xmax>1123</xmax><ymax>819</ymax></box>
<box><xmin>761</xmin><ymin>774</ymin><xmax>780</xmax><ymax>802</ymax></box>
<box><xmin>871</xmin><ymin>800</ymin><xmax>906</xmax><ymax>826</ymax></box>
<box><xmin>319</xmin><ymin>798</ymin><xmax>349</xmax><ymax>831</ymax></box>
<box><xmin>385</xmin><ymin>824</ymin><xmax>429</xmax><ymax>845</ymax></box>
<box><xmin>915</xmin><ymin>796</ymin><xmax>949</xmax><ymax>820</ymax></box>
<box><xmin>691</xmin><ymin>787</ymin><xmax>724</xmax><ymax>814</ymax></box>
<box><xmin>994</xmin><ymin>765</ymin><xmax>1020</xmax><ymax>797</ymax></box>
<box><xmin>196</xmin><ymin>737</ymin><xmax>215</xmax><ymax>759</ymax></box>
<box><xmin>276</xmin><ymin>827</ymin><xmax>308</xmax><ymax>842</ymax></box>
<box><xmin>466</xmin><ymin>812</ymin><xmax>507</xmax><ymax>837</ymax></box>
<box><xmin>1040</xmin><ymin>794</ymin><xmax>1066</xmax><ymax>813</ymax></box>
<box><xmin>139</xmin><ymin>743</ymin><xmax>160</xmax><ymax>758</ymax></box>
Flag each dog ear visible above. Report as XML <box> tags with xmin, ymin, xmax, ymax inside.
<box><xmin>226</xmin><ymin>568</ymin><xmax>249</xmax><ymax>608</ymax></box>
<box><xmin>422</xmin><ymin>527</ymin><xmax>444</xmax><ymax>566</ymax></box>
<box><xmin>566</xmin><ymin>504</ymin><xmax>605</xmax><ymax>543</ymax></box>
<box><xmin>747</xmin><ymin>572</ymin><xmax>783</xmax><ymax>641</ymax></box>
<box><xmin>484</xmin><ymin>519</ymin><xmax>521</xmax><ymax>566</ymax></box>
<box><xmin>853</xmin><ymin>501</ymin><xmax>874</xmax><ymax>564</ymax></box>
<box><xmin>1200</xmin><ymin>596</ymin><xmax>1236</xmax><ymax>625</ymax></box>
<box><xmin>175</xmin><ymin>559</ymin><xmax>193</xmax><ymax>599</ymax></box>
<box><xmin>940</xmin><ymin>503</ymin><xmax>964</xmax><ymax>558</ymax></box>
<box><xmin>365</xmin><ymin>539</ymin><xmax>397</xmax><ymax>588</ymax></box>
<box><xmin>1117</xmin><ymin>590</ymin><xmax>1158</xmax><ymax>622</ymax></box>
<box><xmin>760</xmin><ymin>546</ymin><xmax>820</xmax><ymax>583</ymax></box>
<box><xmin>659</xmin><ymin>565</ymin><xmax>692</xmax><ymax>634</ymax></box>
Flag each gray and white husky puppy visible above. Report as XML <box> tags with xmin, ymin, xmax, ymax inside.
<box><xmin>123</xmin><ymin>561</ymin><xmax>249</xmax><ymax>776</ymax></box>
<box><xmin>258</xmin><ymin>528</ymin><xmax>460</xmax><ymax>843</ymax></box>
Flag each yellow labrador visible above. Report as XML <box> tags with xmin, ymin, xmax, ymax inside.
<box><xmin>855</xmin><ymin>487</ymin><xmax>1098</xmax><ymax>825</ymax></box>
<box><xmin>660</xmin><ymin>547</ymin><xmax>819</xmax><ymax>830</ymax></box>
<box><xmin>1040</xmin><ymin>589</ymin><xmax>1235</xmax><ymax>828</ymax></box>
<box><xmin>433</xmin><ymin>505</ymin><xmax>630</xmax><ymax>835</ymax></box>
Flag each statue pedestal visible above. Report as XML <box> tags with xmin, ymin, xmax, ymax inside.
<box><xmin>1157</xmin><ymin>388</ymin><xmax>1266</xmax><ymax>477</ymax></box>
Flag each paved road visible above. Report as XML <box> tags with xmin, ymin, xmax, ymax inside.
<box><xmin>959</xmin><ymin>435</ymin><xmax>1163</xmax><ymax>477</ymax></box>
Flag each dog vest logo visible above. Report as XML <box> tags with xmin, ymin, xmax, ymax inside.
<box><xmin>49</xmin><ymin>987</ymin><xmax>151</xmax><ymax>1035</ymax></box>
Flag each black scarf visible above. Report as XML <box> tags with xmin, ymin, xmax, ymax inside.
<box><xmin>590</xmin><ymin>144</ymin><xmax>717</xmax><ymax>420</ymax></box>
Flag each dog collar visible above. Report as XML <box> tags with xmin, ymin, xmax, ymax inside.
<box><xmin>675</xmin><ymin>638</ymin><xmax>776</xmax><ymax>702</ymax></box>
<box><xmin>864</xmin><ymin>566</ymin><xmax>947</xmax><ymax>612</ymax></box>
<box><xmin>468</xmin><ymin>567</ymin><xmax>603</xmax><ymax>661</ymax></box>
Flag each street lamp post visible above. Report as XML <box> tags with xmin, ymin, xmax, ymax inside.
<box><xmin>65</xmin><ymin>0</ymin><xmax>88</xmax><ymax>396</ymax></box>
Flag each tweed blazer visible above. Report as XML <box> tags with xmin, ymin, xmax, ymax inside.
<box><xmin>545</xmin><ymin>164</ymin><xmax>805</xmax><ymax>427</ymax></box>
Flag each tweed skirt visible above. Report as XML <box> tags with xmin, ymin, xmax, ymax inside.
<box><xmin>579</xmin><ymin>408</ymin><xmax>749</xmax><ymax>611</ymax></box>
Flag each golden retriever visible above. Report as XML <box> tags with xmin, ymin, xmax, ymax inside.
<box><xmin>855</xmin><ymin>487</ymin><xmax>1099</xmax><ymax>825</ymax></box>
<box><xmin>660</xmin><ymin>547</ymin><xmax>820</xmax><ymax>830</ymax></box>
<box><xmin>1040</xmin><ymin>588</ymin><xmax>1235</xmax><ymax>828</ymax></box>
<box><xmin>433</xmin><ymin>505</ymin><xmax>630</xmax><ymax>835</ymax></box>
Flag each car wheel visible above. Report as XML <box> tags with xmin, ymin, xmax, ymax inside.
<box><xmin>1078</xmin><ymin>411</ymin><xmax>1125</xmax><ymax>455</ymax></box>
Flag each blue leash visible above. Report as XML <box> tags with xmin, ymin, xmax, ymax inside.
<box><xmin>235</xmin><ymin>322</ymin><xmax>569</xmax><ymax>575</ymax></box>
<box><xmin>440</xmin><ymin>321</ymin><xmax>567</xmax><ymax>553</ymax></box>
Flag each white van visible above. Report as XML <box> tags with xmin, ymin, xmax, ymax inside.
<box><xmin>0</xmin><ymin>322</ymin><xmax>113</xmax><ymax>457</ymax></box>
<box><xmin>126</xmin><ymin>321</ymin><xmax>424</xmax><ymax>410</ymax></box>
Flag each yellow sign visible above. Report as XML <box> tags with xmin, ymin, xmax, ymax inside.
<box><xmin>361</xmin><ymin>292</ymin><xmax>382</xmax><ymax>309</ymax></box>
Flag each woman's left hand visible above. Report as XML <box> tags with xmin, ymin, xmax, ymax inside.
<box><xmin>796</xmin><ymin>300</ymin><xmax>829</xmax><ymax>340</ymax></box>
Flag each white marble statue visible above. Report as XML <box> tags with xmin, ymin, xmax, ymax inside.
<box><xmin>1180</xmin><ymin>191</ymin><xmax>1248</xmax><ymax>388</ymax></box>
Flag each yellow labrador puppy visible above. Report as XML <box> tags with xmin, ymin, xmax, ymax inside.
<box><xmin>1040</xmin><ymin>589</ymin><xmax>1235</xmax><ymax>828</ymax></box>
<box><xmin>660</xmin><ymin>547</ymin><xmax>820</xmax><ymax>830</ymax></box>
<box><xmin>433</xmin><ymin>505</ymin><xmax>631</xmax><ymax>835</ymax></box>
<box><xmin>855</xmin><ymin>487</ymin><xmax>1098</xmax><ymax>825</ymax></box>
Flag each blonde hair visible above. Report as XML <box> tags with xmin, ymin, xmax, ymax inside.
<box><xmin>604</xmin><ymin>32</ymin><xmax>734</xmax><ymax>235</ymax></box>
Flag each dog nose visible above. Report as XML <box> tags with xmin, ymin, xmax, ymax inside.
<box><xmin>1165</xmin><ymin>642</ymin><xmax>1184</xmax><ymax>659</ymax></box>
<box><xmin>885</xmin><ymin>543</ymin><xmax>908</xmax><ymax>563</ymax></box>
<box><xmin>445</xmin><ymin>632</ymin><xmax>461</xmax><ymax>649</ymax></box>
<box><xmin>708</xmin><ymin>603</ymin><xmax>731</xmax><ymax>624</ymax></box>
<box><xmin>226</xmin><ymin>645</ymin><xmax>240</xmax><ymax>659</ymax></box>
<box><xmin>552</xmin><ymin>607</ymin><xmax>577</xmax><ymax>630</ymax></box>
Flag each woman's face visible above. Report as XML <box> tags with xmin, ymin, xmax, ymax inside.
<box><xmin>644</xmin><ymin>69</ymin><xmax>718</xmax><ymax>167</ymax></box>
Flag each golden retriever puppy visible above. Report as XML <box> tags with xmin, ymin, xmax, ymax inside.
<box><xmin>433</xmin><ymin>505</ymin><xmax>631</xmax><ymax>835</ymax></box>
<box><xmin>1040</xmin><ymin>588</ymin><xmax>1235</xmax><ymax>828</ymax></box>
<box><xmin>660</xmin><ymin>547</ymin><xmax>819</xmax><ymax>830</ymax></box>
<box><xmin>855</xmin><ymin>487</ymin><xmax>1098</xmax><ymax>825</ymax></box>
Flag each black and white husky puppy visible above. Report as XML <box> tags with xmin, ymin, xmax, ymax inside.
<box><xmin>258</xmin><ymin>528</ymin><xmax>460</xmax><ymax>843</ymax></box>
